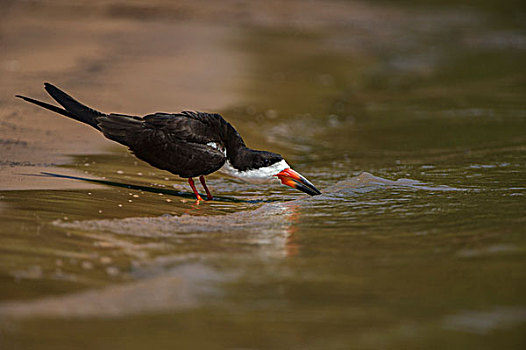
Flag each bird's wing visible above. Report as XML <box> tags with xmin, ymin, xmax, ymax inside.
<box><xmin>142</xmin><ymin>111</ymin><xmax>225</xmax><ymax>144</ymax></box>
<box><xmin>98</xmin><ymin>112</ymin><xmax>227</xmax><ymax>178</ymax></box>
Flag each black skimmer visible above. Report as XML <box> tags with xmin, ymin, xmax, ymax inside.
<box><xmin>17</xmin><ymin>83</ymin><xmax>321</xmax><ymax>200</ymax></box>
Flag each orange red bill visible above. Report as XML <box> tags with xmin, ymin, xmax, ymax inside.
<box><xmin>276</xmin><ymin>168</ymin><xmax>321</xmax><ymax>196</ymax></box>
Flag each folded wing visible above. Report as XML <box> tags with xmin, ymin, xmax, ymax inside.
<box><xmin>99</xmin><ymin>112</ymin><xmax>227</xmax><ymax>178</ymax></box>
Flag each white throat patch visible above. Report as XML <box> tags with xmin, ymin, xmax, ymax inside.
<box><xmin>219</xmin><ymin>159</ymin><xmax>290</xmax><ymax>183</ymax></box>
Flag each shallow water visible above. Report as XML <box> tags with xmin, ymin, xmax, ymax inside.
<box><xmin>1</xmin><ymin>1</ymin><xmax>526</xmax><ymax>349</ymax></box>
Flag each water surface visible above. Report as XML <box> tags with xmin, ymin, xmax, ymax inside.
<box><xmin>0</xmin><ymin>1</ymin><xmax>525</xmax><ymax>349</ymax></box>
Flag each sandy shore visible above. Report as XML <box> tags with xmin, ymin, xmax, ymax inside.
<box><xmin>0</xmin><ymin>1</ymin><xmax>247</xmax><ymax>190</ymax></box>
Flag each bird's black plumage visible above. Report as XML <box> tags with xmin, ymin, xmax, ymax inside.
<box><xmin>17</xmin><ymin>83</ymin><xmax>323</xmax><ymax>199</ymax></box>
<box><xmin>16</xmin><ymin>83</ymin><xmax>283</xmax><ymax>179</ymax></box>
<box><xmin>99</xmin><ymin>112</ymin><xmax>230</xmax><ymax>178</ymax></box>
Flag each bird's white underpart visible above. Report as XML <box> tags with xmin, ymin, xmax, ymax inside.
<box><xmin>219</xmin><ymin>159</ymin><xmax>290</xmax><ymax>183</ymax></box>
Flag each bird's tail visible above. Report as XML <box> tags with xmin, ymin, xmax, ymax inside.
<box><xmin>16</xmin><ymin>83</ymin><xmax>105</xmax><ymax>130</ymax></box>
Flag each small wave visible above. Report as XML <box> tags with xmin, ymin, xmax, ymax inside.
<box><xmin>52</xmin><ymin>172</ymin><xmax>462</xmax><ymax>245</ymax></box>
<box><xmin>0</xmin><ymin>263</ymin><xmax>223</xmax><ymax>319</ymax></box>
<box><xmin>53</xmin><ymin>172</ymin><xmax>462</xmax><ymax>237</ymax></box>
<box><xmin>443</xmin><ymin>306</ymin><xmax>526</xmax><ymax>334</ymax></box>
<box><xmin>54</xmin><ymin>202</ymin><xmax>295</xmax><ymax>237</ymax></box>
<box><xmin>53</xmin><ymin>202</ymin><xmax>302</xmax><ymax>262</ymax></box>
<box><xmin>320</xmin><ymin>172</ymin><xmax>466</xmax><ymax>199</ymax></box>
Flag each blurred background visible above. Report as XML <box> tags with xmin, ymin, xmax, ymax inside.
<box><xmin>0</xmin><ymin>0</ymin><xmax>525</xmax><ymax>349</ymax></box>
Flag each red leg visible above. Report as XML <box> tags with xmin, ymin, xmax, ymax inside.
<box><xmin>199</xmin><ymin>176</ymin><xmax>213</xmax><ymax>200</ymax></box>
<box><xmin>188</xmin><ymin>178</ymin><xmax>203</xmax><ymax>201</ymax></box>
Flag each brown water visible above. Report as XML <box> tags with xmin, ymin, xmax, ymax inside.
<box><xmin>1</xmin><ymin>1</ymin><xmax>525</xmax><ymax>349</ymax></box>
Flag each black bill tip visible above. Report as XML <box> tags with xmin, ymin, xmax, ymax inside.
<box><xmin>293</xmin><ymin>176</ymin><xmax>322</xmax><ymax>196</ymax></box>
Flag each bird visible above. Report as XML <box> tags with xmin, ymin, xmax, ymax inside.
<box><xmin>16</xmin><ymin>83</ymin><xmax>321</xmax><ymax>201</ymax></box>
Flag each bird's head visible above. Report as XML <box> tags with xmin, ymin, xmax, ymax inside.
<box><xmin>227</xmin><ymin>150</ymin><xmax>321</xmax><ymax>196</ymax></box>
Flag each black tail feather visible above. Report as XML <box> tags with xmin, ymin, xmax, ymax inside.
<box><xmin>43</xmin><ymin>83</ymin><xmax>104</xmax><ymax>130</ymax></box>
<box><xmin>15</xmin><ymin>95</ymin><xmax>77</xmax><ymax>120</ymax></box>
<box><xmin>17</xmin><ymin>83</ymin><xmax>104</xmax><ymax>130</ymax></box>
